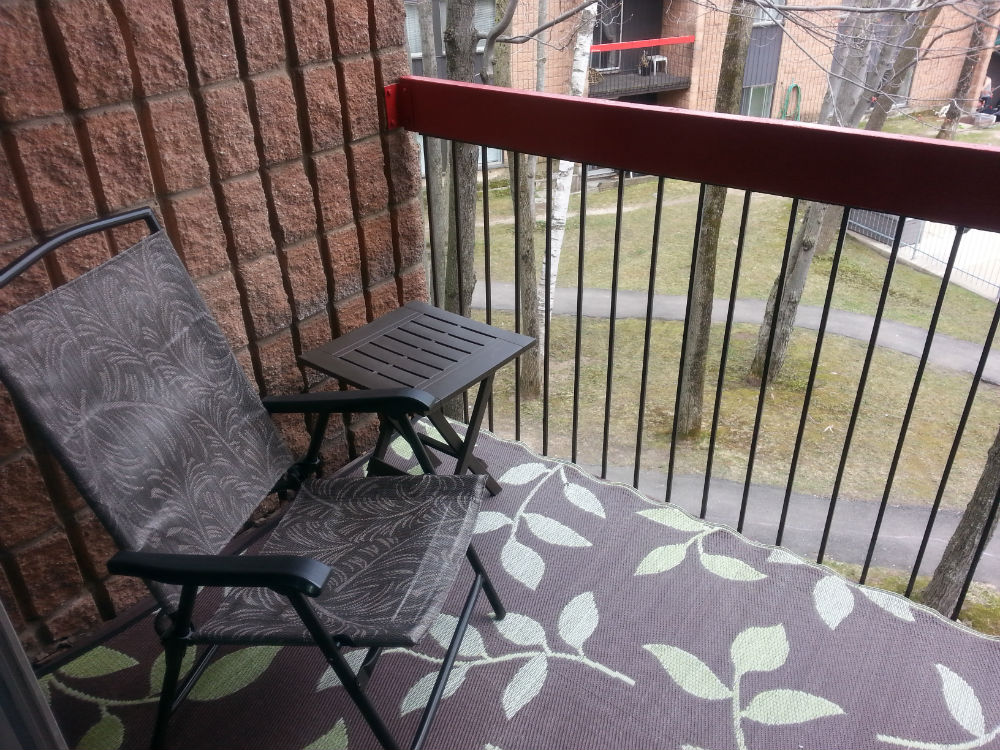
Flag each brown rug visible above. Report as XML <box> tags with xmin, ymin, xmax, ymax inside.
<box><xmin>43</xmin><ymin>427</ymin><xmax>1000</xmax><ymax>750</ymax></box>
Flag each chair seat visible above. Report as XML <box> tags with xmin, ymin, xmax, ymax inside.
<box><xmin>199</xmin><ymin>474</ymin><xmax>486</xmax><ymax>648</ymax></box>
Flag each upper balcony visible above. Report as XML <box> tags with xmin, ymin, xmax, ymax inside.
<box><xmin>587</xmin><ymin>36</ymin><xmax>694</xmax><ymax>100</ymax></box>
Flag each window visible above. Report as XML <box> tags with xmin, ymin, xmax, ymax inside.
<box><xmin>753</xmin><ymin>0</ymin><xmax>786</xmax><ymax>27</ymax></box>
<box><xmin>741</xmin><ymin>84</ymin><xmax>774</xmax><ymax>118</ymax></box>
<box><xmin>591</xmin><ymin>1</ymin><xmax>623</xmax><ymax>70</ymax></box>
<box><xmin>404</xmin><ymin>0</ymin><xmax>495</xmax><ymax>58</ymax></box>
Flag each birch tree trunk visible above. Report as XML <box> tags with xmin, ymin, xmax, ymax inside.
<box><xmin>417</xmin><ymin>0</ymin><xmax>449</xmax><ymax>304</ymax></box>
<box><xmin>538</xmin><ymin>5</ymin><xmax>597</xmax><ymax>335</ymax></box>
<box><xmin>923</xmin><ymin>424</ymin><xmax>1000</xmax><ymax>616</ymax></box>
<box><xmin>444</xmin><ymin>0</ymin><xmax>479</xmax><ymax>318</ymax></box>
<box><xmin>675</xmin><ymin>0</ymin><xmax>754</xmax><ymax>437</ymax></box>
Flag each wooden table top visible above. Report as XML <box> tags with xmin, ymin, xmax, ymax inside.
<box><xmin>300</xmin><ymin>301</ymin><xmax>535</xmax><ymax>404</ymax></box>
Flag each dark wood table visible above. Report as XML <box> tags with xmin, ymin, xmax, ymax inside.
<box><xmin>300</xmin><ymin>301</ymin><xmax>535</xmax><ymax>494</ymax></box>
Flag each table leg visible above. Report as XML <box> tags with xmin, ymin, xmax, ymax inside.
<box><xmin>365</xmin><ymin>417</ymin><xmax>400</xmax><ymax>477</ymax></box>
<box><xmin>427</xmin><ymin>377</ymin><xmax>501</xmax><ymax>495</ymax></box>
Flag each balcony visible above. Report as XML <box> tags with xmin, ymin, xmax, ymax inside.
<box><xmin>587</xmin><ymin>36</ymin><xmax>694</xmax><ymax>100</ymax></box>
<box><xmin>41</xmin><ymin>78</ymin><xmax>1000</xmax><ymax>749</ymax></box>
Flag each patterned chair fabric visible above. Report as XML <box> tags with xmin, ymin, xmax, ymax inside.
<box><xmin>0</xmin><ymin>233</ymin><xmax>292</xmax><ymax>610</ymax></box>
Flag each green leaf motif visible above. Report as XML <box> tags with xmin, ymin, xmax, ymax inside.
<box><xmin>495</xmin><ymin>613</ymin><xmax>547</xmax><ymax>647</ymax></box>
<box><xmin>430</xmin><ymin>615</ymin><xmax>487</xmax><ymax>657</ymax></box>
<box><xmin>502</xmin><ymin>654</ymin><xmax>548</xmax><ymax>719</ymax></box>
<box><xmin>558</xmin><ymin>592</ymin><xmax>598</xmax><ymax>651</ymax></box>
<box><xmin>699</xmin><ymin>552</ymin><xmax>766</xmax><ymax>582</ymax></box>
<box><xmin>401</xmin><ymin>664</ymin><xmax>470</xmax><ymax>715</ymax></box>
<box><xmin>523</xmin><ymin>513</ymin><xmax>591</xmax><ymax>547</ymax></box>
<box><xmin>148</xmin><ymin>647</ymin><xmax>197</xmax><ymax>696</ymax></box>
<box><xmin>936</xmin><ymin>664</ymin><xmax>985</xmax><ymax>738</ymax></box>
<box><xmin>475</xmin><ymin>511</ymin><xmax>513</xmax><ymax>534</ymax></box>
<box><xmin>77</xmin><ymin>713</ymin><xmax>124</xmax><ymax>750</ymax></box>
<box><xmin>860</xmin><ymin>588</ymin><xmax>914</xmax><ymax>622</ymax></box>
<box><xmin>563</xmin><ymin>483</ymin><xmax>606</xmax><ymax>518</ymax></box>
<box><xmin>635</xmin><ymin>543</ymin><xmax>689</xmax><ymax>576</ymax></box>
<box><xmin>389</xmin><ymin>436</ymin><xmax>414</xmax><ymax>460</ymax></box>
<box><xmin>741</xmin><ymin>689</ymin><xmax>843</xmax><ymax>726</ymax></box>
<box><xmin>37</xmin><ymin>674</ymin><xmax>52</xmax><ymax>703</ymax></box>
<box><xmin>189</xmin><ymin>646</ymin><xmax>282</xmax><ymax>701</ymax></box>
<box><xmin>813</xmin><ymin>576</ymin><xmax>854</xmax><ymax>631</ymax></box>
<box><xmin>501</xmin><ymin>537</ymin><xmax>545</xmax><ymax>590</ymax></box>
<box><xmin>315</xmin><ymin>650</ymin><xmax>367</xmax><ymax>691</ymax></box>
<box><xmin>59</xmin><ymin>646</ymin><xmax>138</xmax><ymax>680</ymax></box>
<box><xmin>730</xmin><ymin>625</ymin><xmax>788</xmax><ymax>676</ymax></box>
<box><xmin>637</xmin><ymin>508</ymin><xmax>706</xmax><ymax>533</ymax></box>
<box><xmin>644</xmin><ymin>644</ymin><xmax>732</xmax><ymax>700</ymax></box>
<box><xmin>302</xmin><ymin>719</ymin><xmax>349</xmax><ymax>750</ymax></box>
<box><xmin>767</xmin><ymin>548</ymin><xmax>804</xmax><ymax>565</ymax></box>
<box><xmin>499</xmin><ymin>463</ymin><xmax>549</xmax><ymax>485</ymax></box>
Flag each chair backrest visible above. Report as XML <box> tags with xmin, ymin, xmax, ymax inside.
<box><xmin>0</xmin><ymin>230</ymin><xmax>292</xmax><ymax>609</ymax></box>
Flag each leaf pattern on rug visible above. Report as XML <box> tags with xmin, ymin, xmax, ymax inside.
<box><xmin>813</xmin><ymin>575</ymin><xmax>916</xmax><ymax>631</ymax></box>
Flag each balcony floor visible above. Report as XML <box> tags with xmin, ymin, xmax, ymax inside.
<box><xmin>43</xmin><ymin>429</ymin><xmax>1000</xmax><ymax>750</ymax></box>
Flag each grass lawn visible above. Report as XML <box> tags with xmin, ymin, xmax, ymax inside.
<box><xmin>878</xmin><ymin>109</ymin><xmax>1000</xmax><ymax>147</ymax></box>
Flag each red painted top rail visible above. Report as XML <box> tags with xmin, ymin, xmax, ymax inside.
<box><xmin>591</xmin><ymin>35</ymin><xmax>695</xmax><ymax>52</ymax></box>
<box><xmin>390</xmin><ymin>76</ymin><xmax>1000</xmax><ymax>234</ymax></box>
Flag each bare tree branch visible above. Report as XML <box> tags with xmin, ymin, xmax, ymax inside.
<box><xmin>493</xmin><ymin>0</ymin><xmax>601</xmax><ymax>43</ymax></box>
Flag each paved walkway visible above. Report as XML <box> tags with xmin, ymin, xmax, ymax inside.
<box><xmin>472</xmin><ymin>281</ymin><xmax>1000</xmax><ymax>384</ymax></box>
<box><xmin>472</xmin><ymin>280</ymin><xmax>1000</xmax><ymax>586</ymax></box>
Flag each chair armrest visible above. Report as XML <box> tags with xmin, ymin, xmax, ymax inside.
<box><xmin>262</xmin><ymin>388</ymin><xmax>435</xmax><ymax>416</ymax></box>
<box><xmin>108</xmin><ymin>550</ymin><xmax>332</xmax><ymax>597</ymax></box>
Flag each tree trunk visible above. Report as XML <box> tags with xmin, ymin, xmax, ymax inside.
<box><xmin>417</xmin><ymin>0</ymin><xmax>449</xmax><ymax>304</ymax></box>
<box><xmin>675</xmin><ymin>0</ymin><xmax>754</xmax><ymax>437</ymax></box>
<box><xmin>937</xmin><ymin>0</ymin><xmax>994</xmax><ymax>140</ymax></box>
<box><xmin>923</xmin><ymin>423</ymin><xmax>1000</xmax><ymax>616</ymax></box>
<box><xmin>444</xmin><ymin>0</ymin><xmax>479</xmax><ymax>318</ymax></box>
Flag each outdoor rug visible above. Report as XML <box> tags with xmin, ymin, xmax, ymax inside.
<box><xmin>42</xmin><ymin>427</ymin><xmax>1000</xmax><ymax>750</ymax></box>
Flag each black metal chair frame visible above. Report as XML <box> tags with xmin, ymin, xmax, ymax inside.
<box><xmin>0</xmin><ymin>208</ymin><xmax>506</xmax><ymax>750</ymax></box>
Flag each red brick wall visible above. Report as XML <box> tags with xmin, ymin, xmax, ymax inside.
<box><xmin>0</xmin><ymin>0</ymin><xmax>424</xmax><ymax>659</ymax></box>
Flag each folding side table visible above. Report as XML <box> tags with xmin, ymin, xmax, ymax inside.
<box><xmin>300</xmin><ymin>301</ymin><xmax>535</xmax><ymax>494</ymax></box>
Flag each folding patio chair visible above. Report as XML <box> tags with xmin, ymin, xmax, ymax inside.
<box><xmin>0</xmin><ymin>208</ymin><xmax>505</xmax><ymax>750</ymax></box>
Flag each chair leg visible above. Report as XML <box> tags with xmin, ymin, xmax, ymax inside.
<box><xmin>287</xmin><ymin>593</ymin><xmax>402</xmax><ymax>750</ymax></box>
<box><xmin>151</xmin><ymin>639</ymin><xmax>187</xmax><ymax>750</ymax></box>
<box><xmin>467</xmin><ymin>545</ymin><xmax>505</xmax><ymax>620</ymax></box>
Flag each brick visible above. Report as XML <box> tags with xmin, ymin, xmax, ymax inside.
<box><xmin>196</xmin><ymin>270</ymin><xmax>249</xmax><ymax>349</ymax></box>
<box><xmin>340</xmin><ymin>58</ymin><xmax>380</xmax><ymax>141</ymax></box>
<box><xmin>257</xmin><ymin>330</ymin><xmax>302</xmax><ymax>394</ymax></box>
<box><xmin>75</xmin><ymin>508</ymin><xmax>118</xmax><ymax>577</ymax></box>
<box><xmin>0</xmin><ymin>3</ymin><xmax>62</xmax><ymax>120</ymax></box>
<box><xmin>14</xmin><ymin>120</ymin><xmax>95</xmax><ymax>228</ymax></box>
<box><xmin>290</xmin><ymin>0</ymin><xmax>331</xmax><ymax>64</ymax></box>
<box><xmin>120</xmin><ymin>0</ymin><xmax>187</xmax><ymax>96</ymax></box>
<box><xmin>251</xmin><ymin>73</ymin><xmax>301</xmax><ymax>164</ymax></box>
<box><xmin>0</xmin><ymin>388</ymin><xmax>24</xmax><ymax>457</ymax></box>
<box><xmin>283</xmin><ymin>239</ymin><xmax>328</xmax><ymax>321</ymax></box>
<box><xmin>241</xmin><ymin>252</ymin><xmax>292</xmax><ymax>338</ymax></box>
<box><xmin>331</xmin><ymin>0</ymin><xmax>370</xmax><ymax>57</ymax></box>
<box><xmin>83</xmin><ymin>108</ymin><xmax>153</xmax><ymax>211</ymax></box>
<box><xmin>302</xmin><ymin>64</ymin><xmax>344</xmax><ymax>151</ymax></box>
<box><xmin>183</xmin><ymin>0</ymin><xmax>238</xmax><ymax>84</ymax></box>
<box><xmin>56</xmin><ymin>233</ymin><xmax>112</xmax><ymax>282</ymax></box>
<box><xmin>0</xmin><ymin>149</ymin><xmax>30</xmax><ymax>245</ymax></box>
<box><xmin>334</xmin><ymin>294</ymin><xmax>368</xmax><ymax>336</ymax></box>
<box><xmin>0</xmin><ymin>242</ymin><xmax>50</xmax><ymax>316</ymax></box>
<box><xmin>371</xmin><ymin>0</ymin><xmax>406</xmax><ymax>49</ymax></box>
<box><xmin>235</xmin><ymin>0</ymin><xmax>285</xmax><ymax>74</ymax></box>
<box><xmin>220</xmin><ymin>174</ymin><xmax>273</xmax><ymax>259</ymax></box>
<box><xmin>144</xmin><ymin>94</ymin><xmax>211</xmax><ymax>192</ymax></box>
<box><xmin>349</xmin><ymin>139</ymin><xmax>389</xmax><ymax>216</ymax></box>
<box><xmin>104</xmin><ymin>574</ymin><xmax>149</xmax><ymax>613</ymax></box>
<box><xmin>393</xmin><ymin>199</ymin><xmax>425</xmax><ymax>269</ymax></box>
<box><xmin>347</xmin><ymin>415</ymin><xmax>379</xmax><ymax>455</ymax></box>
<box><xmin>297</xmin><ymin>314</ymin><xmax>333</xmax><ymax>385</ymax></box>
<box><xmin>313</xmin><ymin>149</ymin><xmax>354</xmax><ymax>229</ymax></box>
<box><xmin>45</xmin><ymin>595</ymin><xmax>101</xmax><ymax>642</ymax></box>
<box><xmin>359</xmin><ymin>213</ymin><xmax>394</xmax><ymax>284</ymax></box>
<box><xmin>49</xmin><ymin>0</ymin><xmax>132</xmax><ymax>108</ymax></box>
<box><xmin>397</xmin><ymin>266</ymin><xmax>429</xmax><ymax>303</ymax></box>
<box><xmin>236</xmin><ymin>347</ymin><xmax>258</xmax><ymax>388</ymax></box>
<box><xmin>202</xmin><ymin>83</ymin><xmax>258</xmax><ymax>179</ymax></box>
<box><xmin>385</xmin><ymin>129</ymin><xmax>421</xmax><ymax>203</ymax></box>
<box><xmin>271</xmin><ymin>412</ymin><xmax>309</xmax><ymax>457</ymax></box>
<box><xmin>365</xmin><ymin>279</ymin><xmax>399</xmax><ymax>319</ymax></box>
<box><xmin>164</xmin><ymin>189</ymin><xmax>230</xmax><ymax>278</ymax></box>
<box><xmin>269</xmin><ymin>162</ymin><xmax>316</xmax><ymax>245</ymax></box>
<box><xmin>15</xmin><ymin>534</ymin><xmax>84</xmax><ymax>617</ymax></box>
<box><xmin>326</xmin><ymin>225</ymin><xmax>362</xmax><ymax>300</ymax></box>
<box><xmin>0</xmin><ymin>566</ymin><xmax>24</xmax><ymax>630</ymax></box>
<box><xmin>108</xmin><ymin>221</ymin><xmax>151</xmax><ymax>253</ymax></box>
<box><xmin>377</xmin><ymin>48</ymin><xmax>410</xmax><ymax>86</ymax></box>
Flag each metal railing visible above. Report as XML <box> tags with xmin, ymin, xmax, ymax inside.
<box><xmin>390</xmin><ymin>76</ymin><xmax>1000</xmax><ymax>621</ymax></box>
<box><xmin>588</xmin><ymin>35</ymin><xmax>694</xmax><ymax>100</ymax></box>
